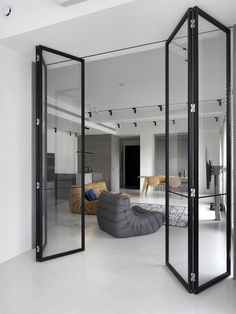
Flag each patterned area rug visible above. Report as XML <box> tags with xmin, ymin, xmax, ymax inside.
<box><xmin>131</xmin><ymin>203</ymin><xmax>188</xmax><ymax>227</ymax></box>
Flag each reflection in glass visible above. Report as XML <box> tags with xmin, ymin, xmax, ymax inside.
<box><xmin>199</xmin><ymin>196</ymin><xmax>227</xmax><ymax>285</ymax></box>
<box><xmin>198</xmin><ymin>18</ymin><xmax>227</xmax><ymax>286</ymax></box>
<box><xmin>169</xmin><ymin>193</ymin><xmax>188</xmax><ymax>282</ymax></box>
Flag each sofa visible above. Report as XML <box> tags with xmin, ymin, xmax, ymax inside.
<box><xmin>69</xmin><ymin>181</ymin><xmax>107</xmax><ymax>215</ymax></box>
<box><xmin>97</xmin><ymin>191</ymin><xmax>164</xmax><ymax>238</ymax></box>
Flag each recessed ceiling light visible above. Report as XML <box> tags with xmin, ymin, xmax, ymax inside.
<box><xmin>58</xmin><ymin>0</ymin><xmax>87</xmax><ymax>7</ymax></box>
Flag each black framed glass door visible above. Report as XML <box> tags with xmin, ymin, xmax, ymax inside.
<box><xmin>36</xmin><ymin>46</ymin><xmax>85</xmax><ymax>261</ymax></box>
<box><xmin>166</xmin><ymin>7</ymin><xmax>231</xmax><ymax>293</ymax></box>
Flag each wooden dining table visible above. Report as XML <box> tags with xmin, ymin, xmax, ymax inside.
<box><xmin>138</xmin><ymin>176</ymin><xmax>161</xmax><ymax>194</ymax></box>
<box><xmin>138</xmin><ymin>176</ymin><xmax>188</xmax><ymax>194</ymax></box>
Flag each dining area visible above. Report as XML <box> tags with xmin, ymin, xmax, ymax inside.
<box><xmin>139</xmin><ymin>175</ymin><xmax>188</xmax><ymax>195</ymax></box>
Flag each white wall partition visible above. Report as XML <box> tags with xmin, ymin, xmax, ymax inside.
<box><xmin>233</xmin><ymin>25</ymin><xmax>236</xmax><ymax>280</ymax></box>
<box><xmin>140</xmin><ymin>133</ymin><xmax>155</xmax><ymax>189</ymax></box>
<box><xmin>0</xmin><ymin>44</ymin><xmax>32</xmax><ymax>263</ymax></box>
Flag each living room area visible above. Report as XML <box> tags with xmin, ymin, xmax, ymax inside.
<box><xmin>1</xmin><ymin>1</ymin><xmax>236</xmax><ymax>312</ymax></box>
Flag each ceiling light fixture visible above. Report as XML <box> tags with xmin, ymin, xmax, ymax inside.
<box><xmin>217</xmin><ymin>99</ymin><xmax>222</xmax><ymax>106</ymax></box>
<box><xmin>134</xmin><ymin>123</ymin><xmax>137</xmax><ymax>127</ymax></box>
<box><xmin>153</xmin><ymin>121</ymin><xmax>157</xmax><ymax>126</ymax></box>
<box><xmin>58</xmin><ymin>0</ymin><xmax>87</xmax><ymax>7</ymax></box>
<box><xmin>132</xmin><ymin>107</ymin><xmax>137</xmax><ymax>114</ymax></box>
<box><xmin>54</xmin><ymin>127</ymin><xmax>57</xmax><ymax>133</ymax></box>
<box><xmin>158</xmin><ymin>105</ymin><xmax>163</xmax><ymax>112</ymax></box>
<box><xmin>214</xmin><ymin>117</ymin><xmax>219</xmax><ymax>122</ymax></box>
<box><xmin>117</xmin><ymin>124</ymin><xmax>120</xmax><ymax>128</ymax></box>
<box><xmin>172</xmin><ymin>120</ymin><xmax>175</xmax><ymax>125</ymax></box>
<box><xmin>109</xmin><ymin>110</ymin><xmax>113</xmax><ymax>116</ymax></box>
<box><xmin>88</xmin><ymin>112</ymin><xmax>92</xmax><ymax>118</ymax></box>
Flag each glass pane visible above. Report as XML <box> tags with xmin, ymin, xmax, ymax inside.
<box><xmin>198</xmin><ymin>16</ymin><xmax>228</xmax><ymax>286</ymax></box>
<box><xmin>169</xmin><ymin>192</ymin><xmax>188</xmax><ymax>281</ymax></box>
<box><xmin>41</xmin><ymin>50</ymin><xmax>83</xmax><ymax>257</ymax></box>
<box><xmin>199</xmin><ymin>196</ymin><xmax>227</xmax><ymax>285</ymax></box>
<box><xmin>168</xmin><ymin>18</ymin><xmax>189</xmax><ymax>283</ymax></box>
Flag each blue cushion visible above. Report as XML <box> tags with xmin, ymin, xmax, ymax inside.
<box><xmin>85</xmin><ymin>189</ymin><xmax>98</xmax><ymax>201</ymax></box>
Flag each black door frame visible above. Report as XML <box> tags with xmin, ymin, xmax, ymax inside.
<box><xmin>36</xmin><ymin>45</ymin><xmax>85</xmax><ymax>262</ymax></box>
<box><xmin>165</xmin><ymin>7</ymin><xmax>231</xmax><ymax>293</ymax></box>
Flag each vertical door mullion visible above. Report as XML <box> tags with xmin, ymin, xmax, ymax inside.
<box><xmin>226</xmin><ymin>30</ymin><xmax>231</xmax><ymax>275</ymax></box>
<box><xmin>81</xmin><ymin>59</ymin><xmax>85</xmax><ymax>251</ymax></box>
<box><xmin>36</xmin><ymin>46</ymin><xmax>43</xmax><ymax>261</ymax></box>
<box><xmin>165</xmin><ymin>41</ymin><xmax>169</xmax><ymax>266</ymax></box>
<box><xmin>187</xmin><ymin>8</ymin><xmax>194</xmax><ymax>292</ymax></box>
<box><xmin>192</xmin><ymin>7</ymin><xmax>199</xmax><ymax>293</ymax></box>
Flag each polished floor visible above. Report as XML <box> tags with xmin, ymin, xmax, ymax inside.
<box><xmin>0</xmin><ymin>190</ymin><xmax>235</xmax><ymax>314</ymax></box>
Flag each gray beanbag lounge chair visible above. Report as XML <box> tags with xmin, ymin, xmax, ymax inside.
<box><xmin>97</xmin><ymin>191</ymin><xmax>164</xmax><ymax>238</ymax></box>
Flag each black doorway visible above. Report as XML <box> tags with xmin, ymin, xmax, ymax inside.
<box><xmin>125</xmin><ymin>145</ymin><xmax>140</xmax><ymax>189</ymax></box>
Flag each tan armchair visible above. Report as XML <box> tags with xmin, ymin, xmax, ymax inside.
<box><xmin>69</xmin><ymin>181</ymin><xmax>107</xmax><ymax>215</ymax></box>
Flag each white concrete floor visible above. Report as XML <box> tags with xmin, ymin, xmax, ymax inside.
<box><xmin>0</xmin><ymin>190</ymin><xmax>235</xmax><ymax>314</ymax></box>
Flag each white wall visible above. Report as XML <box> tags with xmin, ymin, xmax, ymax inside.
<box><xmin>140</xmin><ymin>133</ymin><xmax>155</xmax><ymax>189</ymax></box>
<box><xmin>0</xmin><ymin>44</ymin><xmax>32</xmax><ymax>263</ymax></box>
<box><xmin>47</xmin><ymin>129</ymin><xmax>77</xmax><ymax>173</ymax></box>
<box><xmin>111</xmin><ymin>135</ymin><xmax>120</xmax><ymax>192</ymax></box>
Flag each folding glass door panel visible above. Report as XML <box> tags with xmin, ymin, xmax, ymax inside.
<box><xmin>166</xmin><ymin>7</ymin><xmax>231</xmax><ymax>293</ymax></box>
<box><xmin>166</xmin><ymin>11</ymin><xmax>190</xmax><ymax>290</ymax></box>
<box><xmin>36</xmin><ymin>46</ymin><xmax>85</xmax><ymax>261</ymax></box>
<box><xmin>196</xmin><ymin>8</ymin><xmax>231</xmax><ymax>293</ymax></box>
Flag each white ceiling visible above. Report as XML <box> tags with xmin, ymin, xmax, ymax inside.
<box><xmin>1</xmin><ymin>0</ymin><xmax>235</xmax><ymax>60</ymax></box>
<box><xmin>0</xmin><ymin>0</ymin><xmax>134</xmax><ymax>39</ymax></box>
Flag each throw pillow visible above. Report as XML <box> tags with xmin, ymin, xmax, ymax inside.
<box><xmin>85</xmin><ymin>189</ymin><xmax>98</xmax><ymax>201</ymax></box>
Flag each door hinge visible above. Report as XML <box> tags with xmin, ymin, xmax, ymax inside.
<box><xmin>36</xmin><ymin>118</ymin><xmax>40</xmax><ymax>126</ymax></box>
<box><xmin>36</xmin><ymin>246</ymin><xmax>40</xmax><ymax>253</ymax></box>
<box><xmin>191</xmin><ymin>273</ymin><xmax>196</xmax><ymax>282</ymax></box>
<box><xmin>191</xmin><ymin>188</ymin><xmax>196</xmax><ymax>197</ymax></box>
<box><xmin>190</xmin><ymin>19</ymin><xmax>195</xmax><ymax>28</ymax></box>
<box><xmin>190</xmin><ymin>104</ymin><xmax>195</xmax><ymax>113</ymax></box>
<box><xmin>36</xmin><ymin>182</ymin><xmax>40</xmax><ymax>189</ymax></box>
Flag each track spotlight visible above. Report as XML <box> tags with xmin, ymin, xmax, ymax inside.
<box><xmin>214</xmin><ymin>117</ymin><xmax>219</xmax><ymax>122</ymax></box>
<box><xmin>134</xmin><ymin>123</ymin><xmax>137</xmax><ymax>127</ymax></box>
<box><xmin>69</xmin><ymin>131</ymin><xmax>72</xmax><ymax>136</ymax></box>
<box><xmin>88</xmin><ymin>112</ymin><xmax>92</xmax><ymax>118</ymax></box>
<box><xmin>158</xmin><ymin>105</ymin><xmax>163</xmax><ymax>112</ymax></box>
<box><xmin>54</xmin><ymin>127</ymin><xmax>57</xmax><ymax>133</ymax></box>
<box><xmin>217</xmin><ymin>99</ymin><xmax>222</xmax><ymax>106</ymax></box>
<box><xmin>75</xmin><ymin>133</ymin><xmax>78</xmax><ymax>137</ymax></box>
<box><xmin>172</xmin><ymin>120</ymin><xmax>175</xmax><ymax>125</ymax></box>
<box><xmin>117</xmin><ymin>124</ymin><xmax>120</xmax><ymax>128</ymax></box>
<box><xmin>132</xmin><ymin>107</ymin><xmax>137</xmax><ymax>114</ymax></box>
<box><xmin>109</xmin><ymin>110</ymin><xmax>113</xmax><ymax>116</ymax></box>
<box><xmin>153</xmin><ymin>121</ymin><xmax>157</xmax><ymax>126</ymax></box>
